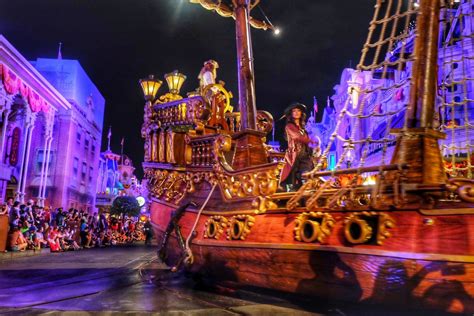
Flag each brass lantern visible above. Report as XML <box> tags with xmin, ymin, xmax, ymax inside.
<box><xmin>164</xmin><ymin>70</ymin><xmax>187</xmax><ymax>95</ymax></box>
<box><xmin>139</xmin><ymin>75</ymin><xmax>162</xmax><ymax>101</ymax></box>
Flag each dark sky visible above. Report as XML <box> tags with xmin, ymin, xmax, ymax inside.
<box><xmin>0</xmin><ymin>0</ymin><xmax>374</xmax><ymax>178</ymax></box>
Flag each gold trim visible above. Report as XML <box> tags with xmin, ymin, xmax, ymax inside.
<box><xmin>344</xmin><ymin>215</ymin><xmax>373</xmax><ymax>244</ymax></box>
<box><xmin>204</xmin><ymin>216</ymin><xmax>228</xmax><ymax>239</ymax></box>
<box><xmin>343</xmin><ymin>212</ymin><xmax>395</xmax><ymax>246</ymax></box>
<box><xmin>226</xmin><ymin>215</ymin><xmax>255</xmax><ymax>240</ymax></box>
<box><xmin>294</xmin><ymin>212</ymin><xmax>335</xmax><ymax>243</ymax></box>
<box><xmin>420</xmin><ymin>208</ymin><xmax>474</xmax><ymax>215</ymax></box>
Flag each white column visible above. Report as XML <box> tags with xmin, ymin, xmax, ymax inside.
<box><xmin>17</xmin><ymin>110</ymin><xmax>36</xmax><ymax>203</ymax></box>
<box><xmin>15</xmin><ymin>122</ymin><xmax>30</xmax><ymax>202</ymax></box>
<box><xmin>37</xmin><ymin>119</ymin><xmax>49</xmax><ymax>205</ymax></box>
<box><xmin>40</xmin><ymin>115</ymin><xmax>54</xmax><ymax>205</ymax></box>
<box><xmin>38</xmin><ymin>112</ymin><xmax>54</xmax><ymax>207</ymax></box>
<box><xmin>39</xmin><ymin>136</ymin><xmax>53</xmax><ymax>205</ymax></box>
<box><xmin>0</xmin><ymin>106</ymin><xmax>12</xmax><ymax>163</ymax></box>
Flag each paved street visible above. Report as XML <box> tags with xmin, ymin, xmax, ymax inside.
<box><xmin>0</xmin><ymin>245</ymin><xmax>321</xmax><ymax>315</ymax></box>
<box><xmin>0</xmin><ymin>245</ymin><xmax>454</xmax><ymax>315</ymax></box>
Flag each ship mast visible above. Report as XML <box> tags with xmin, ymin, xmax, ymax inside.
<box><xmin>391</xmin><ymin>0</ymin><xmax>447</xmax><ymax>187</ymax></box>
<box><xmin>235</xmin><ymin>0</ymin><xmax>257</xmax><ymax>130</ymax></box>
<box><xmin>190</xmin><ymin>0</ymin><xmax>272</xmax><ymax>168</ymax></box>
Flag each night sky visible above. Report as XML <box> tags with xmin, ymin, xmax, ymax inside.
<box><xmin>0</xmin><ymin>0</ymin><xmax>374</xmax><ymax>178</ymax></box>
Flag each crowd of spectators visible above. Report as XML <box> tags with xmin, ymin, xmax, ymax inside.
<box><xmin>0</xmin><ymin>198</ymin><xmax>153</xmax><ymax>253</ymax></box>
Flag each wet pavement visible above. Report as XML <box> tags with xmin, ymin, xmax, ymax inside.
<box><xmin>0</xmin><ymin>245</ymin><xmax>456</xmax><ymax>315</ymax></box>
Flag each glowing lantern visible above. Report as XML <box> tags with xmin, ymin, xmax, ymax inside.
<box><xmin>139</xmin><ymin>75</ymin><xmax>162</xmax><ymax>101</ymax></box>
<box><xmin>136</xmin><ymin>196</ymin><xmax>146</xmax><ymax>207</ymax></box>
<box><xmin>164</xmin><ymin>70</ymin><xmax>186</xmax><ymax>95</ymax></box>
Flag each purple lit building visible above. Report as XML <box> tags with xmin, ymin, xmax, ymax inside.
<box><xmin>312</xmin><ymin>1</ymin><xmax>473</xmax><ymax>172</ymax></box>
<box><xmin>0</xmin><ymin>35</ymin><xmax>105</xmax><ymax>211</ymax></box>
<box><xmin>95</xmin><ymin>136</ymin><xmax>144</xmax><ymax>213</ymax></box>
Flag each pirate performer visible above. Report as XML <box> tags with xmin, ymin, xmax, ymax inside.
<box><xmin>280</xmin><ymin>102</ymin><xmax>318</xmax><ymax>191</ymax></box>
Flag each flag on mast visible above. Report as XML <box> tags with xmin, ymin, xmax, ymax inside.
<box><xmin>120</xmin><ymin>137</ymin><xmax>124</xmax><ymax>165</ymax></box>
<box><xmin>107</xmin><ymin>126</ymin><xmax>112</xmax><ymax>151</ymax></box>
<box><xmin>57</xmin><ymin>42</ymin><xmax>63</xmax><ymax>60</ymax></box>
<box><xmin>313</xmin><ymin>96</ymin><xmax>318</xmax><ymax>117</ymax></box>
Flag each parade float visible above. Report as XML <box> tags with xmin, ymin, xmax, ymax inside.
<box><xmin>140</xmin><ymin>0</ymin><xmax>473</xmax><ymax>313</ymax></box>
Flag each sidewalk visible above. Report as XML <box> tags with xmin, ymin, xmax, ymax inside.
<box><xmin>0</xmin><ymin>248</ymin><xmax>50</xmax><ymax>261</ymax></box>
<box><xmin>0</xmin><ymin>241</ymin><xmax>156</xmax><ymax>262</ymax></box>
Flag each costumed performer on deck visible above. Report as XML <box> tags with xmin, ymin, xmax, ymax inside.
<box><xmin>280</xmin><ymin>102</ymin><xmax>317</xmax><ymax>191</ymax></box>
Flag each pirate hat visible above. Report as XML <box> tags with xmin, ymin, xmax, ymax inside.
<box><xmin>279</xmin><ymin>102</ymin><xmax>307</xmax><ymax>120</ymax></box>
<box><xmin>204</xmin><ymin>59</ymin><xmax>219</xmax><ymax>68</ymax></box>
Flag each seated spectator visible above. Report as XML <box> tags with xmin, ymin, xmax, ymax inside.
<box><xmin>8</xmin><ymin>227</ymin><xmax>28</xmax><ymax>252</ymax></box>
<box><xmin>32</xmin><ymin>227</ymin><xmax>47</xmax><ymax>250</ymax></box>
<box><xmin>63</xmin><ymin>227</ymin><xmax>81</xmax><ymax>250</ymax></box>
<box><xmin>48</xmin><ymin>226</ymin><xmax>61</xmax><ymax>252</ymax></box>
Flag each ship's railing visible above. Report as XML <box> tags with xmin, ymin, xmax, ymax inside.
<box><xmin>146</xmin><ymin>128</ymin><xmax>187</xmax><ymax>165</ymax></box>
<box><xmin>225</xmin><ymin>112</ymin><xmax>241</xmax><ymax>133</ymax></box>
<box><xmin>152</xmin><ymin>96</ymin><xmax>209</xmax><ymax>129</ymax></box>
<box><xmin>186</xmin><ymin>134</ymin><xmax>217</xmax><ymax>168</ymax></box>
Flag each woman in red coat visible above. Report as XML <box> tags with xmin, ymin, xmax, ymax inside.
<box><xmin>280</xmin><ymin>103</ymin><xmax>315</xmax><ymax>191</ymax></box>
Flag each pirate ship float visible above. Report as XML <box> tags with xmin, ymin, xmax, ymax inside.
<box><xmin>140</xmin><ymin>0</ymin><xmax>474</xmax><ymax>313</ymax></box>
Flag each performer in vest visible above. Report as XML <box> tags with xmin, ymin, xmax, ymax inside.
<box><xmin>198</xmin><ymin>59</ymin><xmax>219</xmax><ymax>90</ymax></box>
<box><xmin>280</xmin><ymin>102</ymin><xmax>315</xmax><ymax>191</ymax></box>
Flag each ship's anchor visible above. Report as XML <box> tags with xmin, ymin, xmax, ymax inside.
<box><xmin>158</xmin><ymin>183</ymin><xmax>218</xmax><ymax>272</ymax></box>
<box><xmin>157</xmin><ymin>202</ymin><xmax>197</xmax><ymax>270</ymax></box>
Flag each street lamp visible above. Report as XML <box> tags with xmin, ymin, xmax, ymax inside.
<box><xmin>164</xmin><ymin>70</ymin><xmax>187</xmax><ymax>95</ymax></box>
<box><xmin>139</xmin><ymin>75</ymin><xmax>162</xmax><ymax>101</ymax></box>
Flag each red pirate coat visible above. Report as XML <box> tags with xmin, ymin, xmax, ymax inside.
<box><xmin>280</xmin><ymin>122</ymin><xmax>312</xmax><ymax>183</ymax></box>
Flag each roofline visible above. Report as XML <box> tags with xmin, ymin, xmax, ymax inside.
<box><xmin>0</xmin><ymin>35</ymin><xmax>71</xmax><ymax>111</ymax></box>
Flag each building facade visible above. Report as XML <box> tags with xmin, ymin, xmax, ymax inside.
<box><xmin>0</xmin><ymin>36</ymin><xmax>105</xmax><ymax>210</ymax></box>
<box><xmin>31</xmin><ymin>58</ymin><xmax>105</xmax><ymax>211</ymax></box>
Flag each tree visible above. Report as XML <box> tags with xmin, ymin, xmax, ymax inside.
<box><xmin>110</xmin><ymin>196</ymin><xmax>140</xmax><ymax>217</ymax></box>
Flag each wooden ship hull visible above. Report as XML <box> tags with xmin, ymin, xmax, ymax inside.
<box><xmin>139</xmin><ymin>0</ymin><xmax>474</xmax><ymax>313</ymax></box>
<box><xmin>149</xmin><ymin>184</ymin><xmax>474</xmax><ymax>314</ymax></box>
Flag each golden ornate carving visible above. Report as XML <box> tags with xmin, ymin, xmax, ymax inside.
<box><xmin>185</xmin><ymin>171</ymin><xmax>218</xmax><ymax>194</ymax></box>
<box><xmin>252</xmin><ymin>196</ymin><xmax>277</xmax><ymax>213</ymax></box>
<box><xmin>201</xmin><ymin>83</ymin><xmax>233</xmax><ymax>114</ymax></box>
<box><xmin>215</xmin><ymin>168</ymin><xmax>283</xmax><ymax>200</ymax></box>
<box><xmin>294</xmin><ymin>212</ymin><xmax>335</xmax><ymax>244</ymax></box>
<box><xmin>189</xmin><ymin>0</ymin><xmax>271</xmax><ymax>30</ymax></box>
<box><xmin>155</xmin><ymin>92</ymin><xmax>183</xmax><ymax>104</ymax></box>
<box><xmin>376</xmin><ymin>213</ymin><xmax>396</xmax><ymax>245</ymax></box>
<box><xmin>344</xmin><ymin>213</ymin><xmax>373</xmax><ymax>244</ymax></box>
<box><xmin>213</xmin><ymin>134</ymin><xmax>284</xmax><ymax>200</ymax></box>
<box><xmin>227</xmin><ymin>215</ymin><xmax>255</xmax><ymax>240</ymax></box>
<box><xmin>343</xmin><ymin>212</ymin><xmax>395</xmax><ymax>245</ymax></box>
<box><xmin>151</xmin><ymin>130</ymin><xmax>159</xmax><ymax>162</ymax></box>
<box><xmin>204</xmin><ymin>216</ymin><xmax>229</xmax><ymax>239</ymax></box>
<box><xmin>158</xmin><ymin>130</ymin><xmax>166</xmax><ymax>162</ymax></box>
<box><xmin>144</xmin><ymin>169</ymin><xmax>187</xmax><ymax>204</ymax></box>
<box><xmin>166</xmin><ymin>129</ymin><xmax>175</xmax><ymax>163</ymax></box>
<box><xmin>256</xmin><ymin>110</ymin><xmax>274</xmax><ymax>134</ymax></box>
<box><xmin>446</xmin><ymin>178</ymin><xmax>474</xmax><ymax>203</ymax></box>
